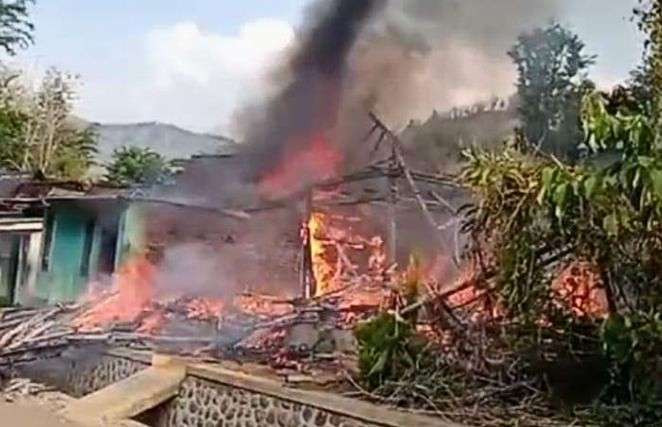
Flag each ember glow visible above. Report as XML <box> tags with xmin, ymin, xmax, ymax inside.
<box><xmin>552</xmin><ymin>261</ymin><xmax>608</xmax><ymax>318</ymax></box>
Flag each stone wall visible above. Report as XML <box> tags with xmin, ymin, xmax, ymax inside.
<box><xmin>10</xmin><ymin>347</ymin><xmax>150</xmax><ymax>398</ymax></box>
<box><xmin>153</xmin><ymin>376</ymin><xmax>373</xmax><ymax>427</ymax></box>
<box><xmin>65</xmin><ymin>353</ymin><xmax>149</xmax><ymax>397</ymax></box>
<box><xmin>13</xmin><ymin>349</ymin><xmax>455</xmax><ymax>427</ymax></box>
<box><xmin>147</xmin><ymin>365</ymin><xmax>454</xmax><ymax>427</ymax></box>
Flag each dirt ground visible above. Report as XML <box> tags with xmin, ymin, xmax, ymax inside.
<box><xmin>0</xmin><ymin>401</ymin><xmax>78</xmax><ymax>426</ymax></box>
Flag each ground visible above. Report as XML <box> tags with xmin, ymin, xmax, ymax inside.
<box><xmin>0</xmin><ymin>401</ymin><xmax>78</xmax><ymax>426</ymax></box>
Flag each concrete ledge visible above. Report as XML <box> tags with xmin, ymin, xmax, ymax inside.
<box><xmin>105</xmin><ymin>348</ymin><xmax>153</xmax><ymax>365</ymax></box>
<box><xmin>61</xmin><ymin>363</ymin><xmax>186</xmax><ymax>425</ymax></box>
<box><xmin>188</xmin><ymin>363</ymin><xmax>462</xmax><ymax>427</ymax></box>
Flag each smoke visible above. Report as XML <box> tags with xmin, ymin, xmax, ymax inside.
<box><xmin>233</xmin><ymin>0</ymin><xmax>561</xmax><ymax>192</ymax></box>
<box><xmin>346</xmin><ymin>0</ymin><xmax>563</xmax><ymax>126</ymax></box>
<box><xmin>237</xmin><ymin>0</ymin><xmax>387</xmax><ymax>188</ymax></box>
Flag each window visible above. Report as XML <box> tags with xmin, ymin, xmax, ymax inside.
<box><xmin>80</xmin><ymin>219</ymin><xmax>95</xmax><ymax>276</ymax></box>
<box><xmin>40</xmin><ymin>212</ymin><xmax>55</xmax><ymax>272</ymax></box>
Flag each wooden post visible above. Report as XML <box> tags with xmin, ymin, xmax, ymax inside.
<box><xmin>386</xmin><ymin>150</ymin><xmax>398</xmax><ymax>265</ymax></box>
<box><xmin>300</xmin><ymin>191</ymin><xmax>317</xmax><ymax>299</ymax></box>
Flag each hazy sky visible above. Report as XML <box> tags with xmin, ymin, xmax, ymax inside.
<box><xmin>10</xmin><ymin>1</ymin><xmax>644</xmax><ymax>134</ymax></box>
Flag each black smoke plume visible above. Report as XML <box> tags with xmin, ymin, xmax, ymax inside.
<box><xmin>238</xmin><ymin>0</ymin><xmax>387</xmax><ymax>188</ymax></box>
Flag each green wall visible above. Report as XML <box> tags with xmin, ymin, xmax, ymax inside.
<box><xmin>36</xmin><ymin>201</ymin><xmax>133</xmax><ymax>304</ymax></box>
<box><xmin>117</xmin><ymin>203</ymin><xmax>147</xmax><ymax>264</ymax></box>
<box><xmin>0</xmin><ymin>235</ymin><xmax>19</xmax><ymax>305</ymax></box>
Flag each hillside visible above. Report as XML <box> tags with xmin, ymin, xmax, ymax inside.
<box><xmin>401</xmin><ymin>97</ymin><xmax>518</xmax><ymax>173</ymax></box>
<box><xmin>88</xmin><ymin>121</ymin><xmax>237</xmax><ymax>164</ymax></box>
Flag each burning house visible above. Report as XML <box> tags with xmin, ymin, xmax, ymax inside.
<box><xmin>0</xmin><ymin>1</ymin><xmax>485</xmax><ymax>425</ymax></box>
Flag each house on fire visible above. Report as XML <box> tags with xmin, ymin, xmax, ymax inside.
<box><xmin>0</xmin><ymin>118</ymin><xmax>462</xmax><ymax>307</ymax></box>
<box><xmin>0</xmin><ymin>155</ymin><xmax>250</xmax><ymax>306</ymax></box>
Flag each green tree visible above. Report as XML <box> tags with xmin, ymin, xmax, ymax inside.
<box><xmin>634</xmin><ymin>0</ymin><xmax>662</xmax><ymax>145</ymax></box>
<box><xmin>0</xmin><ymin>72</ymin><xmax>27</xmax><ymax>168</ymax></box>
<box><xmin>509</xmin><ymin>23</ymin><xmax>595</xmax><ymax>160</ymax></box>
<box><xmin>105</xmin><ymin>146</ymin><xmax>173</xmax><ymax>187</ymax></box>
<box><xmin>0</xmin><ymin>0</ymin><xmax>35</xmax><ymax>56</ymax></box>
<box><xmin>0</xmin><ymin>67</ymin><xmax>97</xmax><ymax>179</ymax></box>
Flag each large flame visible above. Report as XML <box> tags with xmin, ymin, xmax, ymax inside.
<box><xmin>309</xmin><ymin>212</ymin><xmax>336</xmax><ymax>296</ymax></box>
<box><xmin>259</xmin><ymin>134</ymin><xmax>342</xmax><ymax>199</ymax></box>
<box><xmin>74</xmin><ymin>254</ymin><xmax>156</xmax><ymax>331</ymax></box>
<box><xmin>307</xmin><ymin>210</ymin><xmax>389</xmax><ymax>298</ymax></box>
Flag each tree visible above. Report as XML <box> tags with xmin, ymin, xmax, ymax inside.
<box><xmin>105</xmin><ymin>146</ymin><xmax>173</xmax><ymax>187</ymax></box>
<box><xmin>0</xmin><ymin>0</ymin><xmax>35</xmax><ymax>56</ymax></box>
<box><xmin>0</xmin><ymin>67</ymin><xmax>97</xmax><ymax>179</ymax></box>
<box><xmin>634</xmin><ymin>1</ymin><xmax>662</xmax><ymax>142</ymax></box>
<box><xmin>509</xmin><ymin>24</ymin><xmax>595</xmax><ymax>159</ymax></box>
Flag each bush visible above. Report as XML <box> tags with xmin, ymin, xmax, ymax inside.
<box><xmin>355</xmin><ymin>313</ymin><xmax>430</xmax><ymax>390</ymax></box>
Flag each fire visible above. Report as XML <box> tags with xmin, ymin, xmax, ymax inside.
<box><xmin>74</xmin><ymin>254</ymin><xmax>156</xmax><ymax>331</ymax></box>
<box><xmin>308</xmin><ymin>212</ymin><xmax>337</xmax><ymax>295</ymax></box>
<box><xmin>234</xmin><ymin>294</ymin><xmax>293</xmax><ymax>317</ymax></box>
<box><xmin>185</xmin><ymin>298</ymin><xmax>225</xmax><ymax>320</ymax></box>
<box><xmin>552</xmin><ymin>261</ymin><xmax>608</xmax><ymax>318</ymax></box>
<box><xmin>259</xmin><ymin>134</ymin><xmax>342</xmax><ymax>199</ymax></box>
<box><xmin>307</xmin><ymin>210</ymin><xmax>390</xmax><ymax>298</ymax></box>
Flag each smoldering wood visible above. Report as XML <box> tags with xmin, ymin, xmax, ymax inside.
<box><xmin>409</xmin><ymin>171</ymin><xmax>458</xmax><ymax>188</ymax></box>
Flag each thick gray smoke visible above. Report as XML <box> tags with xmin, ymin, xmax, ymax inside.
<box><xmin>148</xmin><ymin>1</ymin><xmax>565</xmax><ymax>302</ymax></box>
<box><xmin>234</xmin><ymin>0</ymin><xmax>561</xmax><ymax>191</ymax></box>
<box><xmin>346</xmin><ymin>0</ymin><xmax>562</xmax><ymax>127</ymax></box>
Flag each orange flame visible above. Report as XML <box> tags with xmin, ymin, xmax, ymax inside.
<box><xmin>259</xmin><ymin>134</ymin><xmax>342</xmax><ymax>199</ymax></box>
<box><xmin>74</xmin><ymin>254</ymin><xmax>156</xmax><ymax>331</ymax></box>
<box><xmin>307</xmin><ymin>210</ymin><xmax>389</xmax><ymax>299</ymax></box>
<box><xmin>309</xmin><ymin>212</ymin><xmax>336</xmax><ymax>296</ymax></box>
<box><xmin>552</xmin><ymin>261</ymin><xmax>608</xmax><ymax>318</ymax></box>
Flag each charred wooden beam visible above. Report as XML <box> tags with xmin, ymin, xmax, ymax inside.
<box><xmin>128</xmin><ymin>197</ymin><xmax>251</xmax><ymax>220</ymax></box>
<box><xmin>300</xmin><ymin>192</ymin><xmax>317</xmax><ymax>299</ymax></box>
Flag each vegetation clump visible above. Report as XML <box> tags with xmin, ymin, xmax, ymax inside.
<box><xmin>354</xmin><ymin>6</ymin><xmax>662</xmax><ymax>426</ymax></box>
<box><xmin>105</xmin><ymin>146</ymin><xmax>174</xmax><ymax>187</ymax></box>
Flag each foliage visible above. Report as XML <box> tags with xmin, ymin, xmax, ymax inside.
<box><xmin>0</xmin><ymin>0</ymin><xmax>34</xmax><ymax>56</ymax></box>
<box><xmin>355</xmin><ymin>313</ymin><xmax>430</xmax><ymax>390</ymax></box>
<box><xmin>105</xmin><ymin>146</ymin><xmax>174</xmax><ymax>187</ymax></box>
<box><xmin>509</xmin><ymin>23</ymin><xmax>595</xmax><ymax>160</ymax></box>
<box><xmin>635</xmin><ymin>1</ymin><xmax>662</xmax><ymax>106</ymax></box>
<box><xmin>0</xmin><ymin>67</ymin><xmax>97</xmax><ymax>179</ymax></box>
<box><xmin>457</xmin><ymin>88</ymin><xmax>662</xmax><ymax>420</ymax></box>
<box><xmin>49</xmin><ymin>127</ymin><xmax>98</xmax><ymax>179</ymax></box>
<box><xmin>601</xmin><ymin>313</ymin><xmax>662</xmax><ymax>405</ymax></box>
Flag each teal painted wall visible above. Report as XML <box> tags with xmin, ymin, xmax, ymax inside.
<box><xmin>117</xmin><ymin>204</ymin><xmax>147</xmax><ymax>264</ymax></box>
<box><xmin>36</xmin><ymin>205</ymin><xmax>92</xmax><ymax>303</ymax></box>
<box><xmin>36</xmin><ymin>201</ymin><xmax>133</xmax><ymax>304</ymax></box>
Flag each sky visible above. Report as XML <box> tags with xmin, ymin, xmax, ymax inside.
<box><xmin>10</xmin><ymin>0</ymin><xmax>644</xmax><ymax>135</ymax></box>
